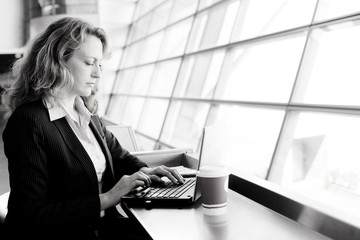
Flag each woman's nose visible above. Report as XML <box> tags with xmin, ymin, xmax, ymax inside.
<box><xmin>92</xmin><ymin>64</ymin><xmax>101</xmax><ymax>78</ymax></box>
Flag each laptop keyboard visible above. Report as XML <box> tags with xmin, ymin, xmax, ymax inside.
<box><xmin>145</xmin><ymin>178</ymin><xmax>196</xmax><ymax>198</ymax></box>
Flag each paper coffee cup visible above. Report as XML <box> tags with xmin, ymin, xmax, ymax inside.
<box><xmin>198</xmin><ymin>166</ymin><xmax>229</xmax><ymax>215</ymax></box>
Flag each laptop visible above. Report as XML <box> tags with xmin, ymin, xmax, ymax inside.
<box><xmin>120</xmin><ymin>122</ymin><xmax>225</xmax><ymax>209</ymax></box>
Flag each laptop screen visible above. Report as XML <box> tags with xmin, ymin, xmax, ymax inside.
<box><xmin>198</xmin><ymin>121</ymin><xmax>227</xmax><ymax>168</ymax></box>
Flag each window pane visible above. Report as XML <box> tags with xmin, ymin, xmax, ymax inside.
<box><xmin>128</xmin><ymin>13</ymin><xmax>152</xmax><ymax>43</ymax></box>
<box><xmin>198</xmin><ymin>0</ymin><xmax>224</xmax><ymax>11</ymax></box>
<box><xmin>106</xmin><ymin>96</ymin><xmax>145</xmax><ymax>127</ymax></box>
<box><xmin>148</xmin><ymin>0</ymin><xmax>172</xmax><ymax>34</ymax></box>
<box><xmin>173</xmin><ymin>49</ymin><xmax>226</xmax><ymax>99</ymax></box>
<box><xmin>292</xmin><ymin>20</ymin><xmax>360</xmax><ymax>106</ymax></box>
<box><xmin>105</xmin><ymin>48</ymin><xmax>122</xmax><ymax>71</ymax></box>
<box><xmin>105</xmin><ymin>96</ymin><xmax>126</xmax><ymax>124</ymax></box>
<box><xmin>121</xmin><ymin>97</ymin><xmax>146</xmax><ymax>128</ymax></box>
<box><xmin>133</xmin><ymin>0</ymin><xmax>155</xmax><ymax>20</ymax></box>
<box><xmin>113</xmin><ymin>68</ymin><xmax>136</xmax><ymax>94</ymax></box>
<box><xmin>98</xmin><ymin>96</ymin><xmax>109</xmax><ymax>117</ymax></box>
<box><xmin>134</xmin><ymin>0</ymin><xmax>167</xmax><ymax>20</ymax></box>
<box><xmin>186</xmin><ymin>0</ymin><xmax>239</xmax><ymax>53</ymax></box>
<box><xmin>270</xmin><ymin>111</ymin><xmax>360</xmax><ymax>226</ymax></box>
<box><xmin>207</xmin><ymin>104</ymin><xmax>285</xmax><ymax>179</ymax></box>
<box><xmin>158</xmin><ymin>18</ymin><xmax>193</xmax><ymax>60</ymax></box>
<box><xmin>98</xmin><ymin>1</ymin><xmax>136</xmax><ymax>27</ymax></box>
<box><xmin>215</xmin><ymin>32</ymin><xmax>307</xmax><ymax>103</ymax></box>
<box><xmin>315</xmin><ymin>0</ymin><xmax>360</xmax><ymax>23</ymax></box>
<box><xmin>231</xmin><ymin>0</ymin><xmax>316</xmax><ymax>42</ymax></box>
<box><xmin>121</xmin><ymin>41</ymin><xmax>143</xmax><ymax>68</ymax></box>
<box><xmin>98</xmin><ymin>69</ymin><xmax>114</xmax><ymax>116</ymax></box>
<box><xmin>102</xmin><ymin>25</ymin><xmax>128</xmax><ymax>48</ymax></box>
<box><xmin>136</xmin><ymin>134</ymin><xmax>157</xmax><ymax>151</ymax></box>
<box><xmin>138</xmin><ymin>31</ymin><xmax>164</xmax><ymax>65</ymax></box>
<box><xmin>100</xmin><ymin>71</ymin><xmax>116</xmax><ymax>95</ymax></box>
<box><xmin>160</xmin><ymin>101</ymin><xmax>210</xmax><ymax>149</ymax></box>
<box><xmin>168</xmin><ymin>0</ymin><xmax>198</xmax><ymax>24</ymax></box>
<box><xmin>137</xmin><ymin>99</ymin><xmax>169</xmax><ymax>139</ymax></box>
<box><xmin>147</xmin><ymin>59</ymin><xmax>181</xmax><ymax>97</ymax></box>
<box><xmin>158</xmin><ymin>144</ymin><xmax>172</xmax><ymax>150</ymax></box>
<box><xmin>131</xmin><ymin>64</ymin><xmax>155</xmax><ymax>95</ymax></box>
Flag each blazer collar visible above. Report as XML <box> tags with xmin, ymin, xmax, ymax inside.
<box><xmin>45</xmin><ymin>96</ymin><xmax>92</xmax><ymax>126</ymax></box>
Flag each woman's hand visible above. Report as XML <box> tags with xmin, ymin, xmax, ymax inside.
<box><xmin>140</xmin><ymin>165</ymin><xmax>185</xmax><ymax>185</ymax></box>
<box><xmin>100</xmin><ymin>165</ymin><xmax>185</xmax><ymax>211</ymax></box>
<box><xmin>100</xmin><ymin>171</ymin><xmax>152</xmax><ymax>211</ymax></box>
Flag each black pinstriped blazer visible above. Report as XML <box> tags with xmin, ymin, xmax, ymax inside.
<box><xmin>2</xmin><ymin>99</ymin><xmax>147</xmax><ymax>236</ymax></box>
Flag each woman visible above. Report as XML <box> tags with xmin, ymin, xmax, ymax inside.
<box><xmin>1</xmin><ymin>17</ymin><xmax>183</xmax><ymax>239</ymax></box>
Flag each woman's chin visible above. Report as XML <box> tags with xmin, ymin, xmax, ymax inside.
<box><xmin>80</xmin><ymin>90</ymin><xmax>93</xmax><ymax>97</ymax></box>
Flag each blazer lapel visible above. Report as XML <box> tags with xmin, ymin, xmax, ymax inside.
<box><xmin>89</xmin><ymin>117</ymin><xmax>115</xmax><ymax>179</ymax></box>
<box><xmin>53</xmin><ymin>118</ymin><xmax>98</xmax><ymax>189</ymax></box>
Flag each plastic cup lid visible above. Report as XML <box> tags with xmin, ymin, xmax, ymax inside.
<box><xmin>197</xmin><ymin>165</ymin><xmax>229</xmax><ymax>178</ymax></box>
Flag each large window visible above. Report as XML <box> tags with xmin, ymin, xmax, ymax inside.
<box><xmin>102</xmin><ymin>0</ymin><xmax>360</xmax><ymax>231</ymax></box>
<box><xmin>292</xmin><ymin>19</ymin><xmax>360</xmax><ymax>106</ymax></box>
<box><xmin>215</xmin><ymin>32</ymin><xmax>306</xmax><ymax>103</ymax></box>
<box><xmin>269</xmin><ymin>110</ymin><xmax>360</xmax><ymax>229</ymax></box>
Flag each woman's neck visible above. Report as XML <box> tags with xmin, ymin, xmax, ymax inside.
<box><xmin>58</xmin><ymin>93</ymin><xmax>78</xmax><ymax>117</ymax></box>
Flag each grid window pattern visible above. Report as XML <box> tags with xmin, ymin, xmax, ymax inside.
<box><xmin>102</xmin><ymin>0</ymin><xmax>360</xmax><ymax>228</ymax></box>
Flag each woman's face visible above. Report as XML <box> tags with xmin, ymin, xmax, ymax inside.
<box><xmin>66</xmin><ymin>35</ymin><xmax>103</xmax><ymax>97</ymax></box>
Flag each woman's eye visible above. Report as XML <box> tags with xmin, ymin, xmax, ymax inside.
<box><xmin>85</xmin><ymin>62</ymin><xmax>94</xmax><ymax>66</ymax></box>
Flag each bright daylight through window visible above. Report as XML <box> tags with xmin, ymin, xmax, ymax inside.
<box><xmin>101</xmin><ymin>0</ymin><xmax>360</xmax><ymax>230</ymax></box>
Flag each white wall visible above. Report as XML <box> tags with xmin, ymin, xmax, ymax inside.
<box><xmin>0</xmin><ymin>0</ymin><xmax>25</xmax><ymax>52</ymax></box>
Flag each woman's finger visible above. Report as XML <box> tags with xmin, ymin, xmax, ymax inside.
<box><xmin>167</xmin><ymin>168</ymin><xmax>184</xmax><ymax>184</ymax></box>
<box><xmin>139</xmin><ymin>171</ymin><xmax>152</xmax><ymax>186</ymax></box>
<box><xmin>148</xmin><ymin>174</ymin><xmax>163</xmax><ymax>183</ymax></box>
<box><xmin>154</xmin><ymin>166</ymin><xmax>184</xmax><ymax>184</ymax></box>
<box><xmin>130</xmin><ymin>171</ymin><xmax>152</xmax><ymax>186</ymax></box>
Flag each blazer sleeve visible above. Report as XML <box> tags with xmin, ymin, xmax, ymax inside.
<box><xmin>91</xmin><ymin>115</ymin><xmax>148</xmax><ymax>181</ymax></box>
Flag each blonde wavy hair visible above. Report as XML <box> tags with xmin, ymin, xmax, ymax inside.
<box><xmin>1</xmin><ymin>17</ymin><xmax>109</xmax><ymax>118</ymax></box>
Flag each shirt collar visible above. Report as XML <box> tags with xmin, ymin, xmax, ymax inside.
<box><xmin>44</xmin><ymin>96</ymin><xmax>92</xmax><ymax>124</ymax></box>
